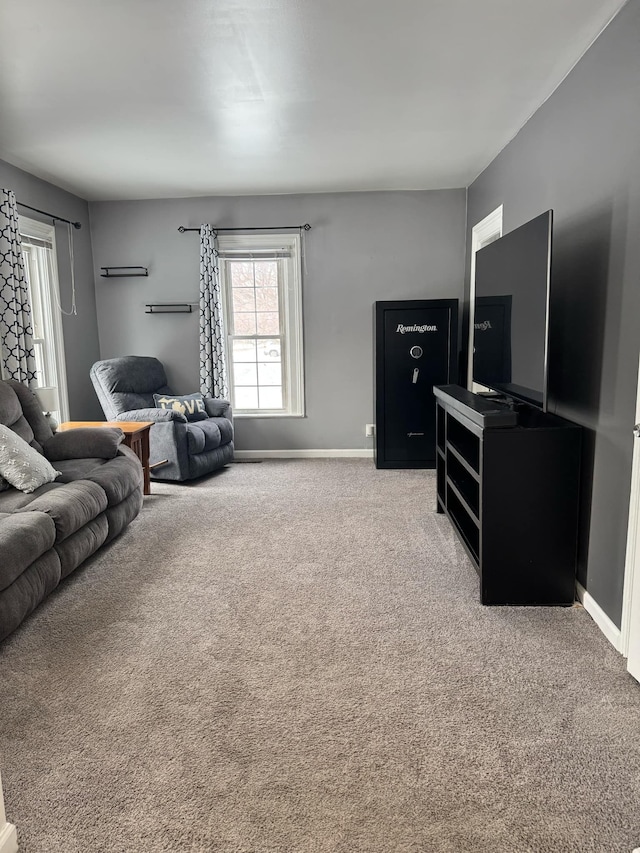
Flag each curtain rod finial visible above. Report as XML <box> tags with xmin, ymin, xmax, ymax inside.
<box><xmin>178</xmin><ymin>226</ymin><xmax>186</xmax><ymax>233</ymax></box>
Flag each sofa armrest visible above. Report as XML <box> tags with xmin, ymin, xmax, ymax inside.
<box><xmin>43</xmin><ymin>428</ymin><xmax>125</xmax><ymax>462</ymax></box>
<box><xmin>117</xmin><ymin>408</ymin><xmax>187</xmax><ymax>423</ymax></box>
<box><xmin>204</xmin><ymin>398</ymin><xmax>232</xmax><ymax>421</ymax></box>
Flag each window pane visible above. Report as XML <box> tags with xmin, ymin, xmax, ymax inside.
<box><xmin>234</xmin><ymin>313</ymin><xmax>256</xmax><ymax>335</ymax></box>
<box><xmin>255</xmin><ymin>288</ymin><xmax>279</xmax><ymax>312</ymax></box>
<box><xmin>258</xmin><ymin>361</ymin><xmax>282</xmax><ymax>385</ymax></box>
<box><xmin>232</xmin><ymin>339</ymin><xmax>257</xmax><ymax>362</ymax></box>
<box><xmin>33</xmin><ymin>341</ymin><xmax>46</xmax><ymax>387</ymax></box>
<box><xmin>235</xmin><ymin>386</ymin><xmax>259</xmax><ymax>409</ymax></box>
<box><xmin>259</xmin><ymin>386</ymin><xmax>283</xmax><ymax>409</ymax></box>
<box><xmin>259</xmin><ymin>339</ymin><xmax>281</xmax><ymax>359</ymax></box>
<box><xmin>234</xmin><ymin>362</ymin><xmax>257</xmax><ymax>385</ymax></box>
<box><xmin>23</xmin><ymin>255</ymin><xmax>45</xmax><ymax>339</ymax></box>
<box><xmin>230</xmin><ymin>262</ymin><xmax>254</xmax><ymax>287</ymax></box>
<box><xmin>256</xmin><ymin>312</ymin><xmax>280</xmax><ymax>335</ymax></box>
<box><xmin>233</xmin><ymin>289</ymin><xmax>255</xmax><ymax>313</ymax></box>
<box><xmin>254</xmin><ymin>262</ymin><xmax>277</xmax><ymax>287</ymax></box>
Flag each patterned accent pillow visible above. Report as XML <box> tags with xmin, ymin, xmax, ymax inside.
<box><xmin>0</xmin><ymin>424</ymin><xmax>61</xmax><ymax>493</ymax></box>
<box><xmin>153</xmin><ymin>393</ymin><xmax>208</xmax><ymax>422</ymax></box>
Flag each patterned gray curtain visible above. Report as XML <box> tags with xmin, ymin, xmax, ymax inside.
<box><xmin>0</xmin><ymin>189</ymin><xmax>37</xmax><ymax>385</ymax></box>
<box><xmin>199</xmin><ymin>224</ymin><xmax>228</xmax><ymax>399</ymax></box>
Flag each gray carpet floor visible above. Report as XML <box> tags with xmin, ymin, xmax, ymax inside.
<box><xmin>1</xmin><ymin>459</ymin><xmax>639</xmax><ymax>853</ymax></box>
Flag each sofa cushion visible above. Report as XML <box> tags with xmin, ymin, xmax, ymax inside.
<box><xmin>0</xmin><ymin>382</ymin><xmax>24</xmax><ymax>427</ymax></box>
<box><xmin>90</xmin><ymin>356</ymin><xmax>173</xmax><ymax>419</ymax></box>
<box><xmin>188</xmin><ymin>441</ymin><xmax>234</xmax><ymax>479</ymax></box>
<box><xmin>104</xmin><ymin>488</ymin><xmax>143</xmax><ymax>543</ymax></box>
<box><xmin>0</xmin><ymin>424</ymin><xmax>61</xmax><ymax>493</ymax></box>
<box><xmin>55</xmin><ymin>514</ymin><xmax>109</xmax><ymax>579</ymax></box>
<box><xmin>0</xmin><ymin>510</ymin><xmax>57</xmax><ymax>592</ymax></box>
<box><xmin>209</xmin><ymin>416</ymin><xmax>233</xmax><ymax>445</ymax></box>
<box><xmin>0</xmin><ymin>483</ymin><xmax>60</xmax><ymax>513</ymax></box>
<box><xmin>0</xmin><ymin>382</ymin><xmax>36</xmax><ymax>448</ymax></box>
<box><xmin>186</xmin><ymin>420</ymin><xmax>222</xmax><ymax>454</ymax></box>
<box><xmin>82</xmin><ymin>453</ymin><xmax>142</xmax><ymax>506</ymax></box>
<box><xmin>5</xmin><ymin>380</ymin><xmax>55</xmax><ymax>447</ymax></box>
<box><xmin>54</xmin><ymin>458</ymin><xmax>109</xmax><ymax>483</ymax></box>
<box><xmin>0</xmin><ymin>550</ymin><xmax>61</xmax><ymax>643</ymax></box>
<box><xmin>18</xmin><ymin>480</ymin><xmax>108</xmax><ymax>542</ymax></box>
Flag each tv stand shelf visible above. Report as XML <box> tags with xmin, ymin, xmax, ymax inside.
<box><xmin>435</xmin><ymin>385</ymin><xmax>581</xmax><ymax>605</ymax></box>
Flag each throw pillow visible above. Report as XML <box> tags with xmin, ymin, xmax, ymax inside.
<box><xmin>0</xmin><ymin>424</ymin><xmax>61</xmax><ymax>493</ymax></box>
<box><xmin>153</xmin><ymin>393</ymin><xmax>208</xmax><ymax>422</ymax></box>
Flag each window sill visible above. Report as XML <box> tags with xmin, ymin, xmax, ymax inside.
<box><xmin>234</xmin><ymin>412</ymin><xmax>306</xmax><ymax>419</ymax></box>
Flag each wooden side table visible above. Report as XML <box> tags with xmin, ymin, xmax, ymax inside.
<box><xmin>58</xmin><ymin>421</ymin><xmax>154</xmax><ymax>495</ymax></box>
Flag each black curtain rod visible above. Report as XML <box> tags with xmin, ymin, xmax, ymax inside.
<box><xmin>178</xmin><ymin>224</ymin><xmax>311</xmax><ymax>233</ymax></box>
<box><xmin>17</xmin><ymin>201</ymin><xmax>82</xmax><ymax>229</ymax></box>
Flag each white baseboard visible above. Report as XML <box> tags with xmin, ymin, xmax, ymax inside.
<box><xmin>234</xmin><ymin>449</ymin><xmax>374</xmax><ymax>459</ymax></box>
<box><xmin>0</xmin><ymin>822</ymin><xmax>18</xmax><ymax>853</ymax></box>
<box><xmin>576</xmin><ymin>582</ymin><xmax>622</xmax><ymax>652</ymax></box>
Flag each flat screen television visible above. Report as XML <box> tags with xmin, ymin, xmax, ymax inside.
<box><xmin>472</xmin><ymin>210</ymin><xmax>553</xmax><ymax>410</ymax></box>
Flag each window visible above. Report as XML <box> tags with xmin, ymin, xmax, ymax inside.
<box><xmin>18</xmin><ymin>217</ymin><xmax>69</xmax><ymax>422</ymax></box>
<box><xmin>219</xmin><ymin>233</ymin><xmax>304</xmax><ymax>417</ymax></box>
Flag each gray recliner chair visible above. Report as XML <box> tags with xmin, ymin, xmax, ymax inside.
<box><xmin>90</xmin><ymin>356</ymin><xmax>234</xmax><ymax>482</ymax></box>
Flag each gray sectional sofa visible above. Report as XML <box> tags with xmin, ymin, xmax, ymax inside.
<box><xmin>0</xmin><ymin>379</ymin><xmax>144</xmax><ymax>642</ymax></box>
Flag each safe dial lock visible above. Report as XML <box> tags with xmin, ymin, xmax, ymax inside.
<box><xmin>409</xmin><ymin>345</ymin><xmax>423</xmax><ymax>359</ymax></box>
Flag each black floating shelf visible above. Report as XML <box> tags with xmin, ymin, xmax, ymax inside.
<box><xmin>101</xmin><ymin>266</ymin><xmax>148</xmax><ymax>278</ymax></box>
<box><xmin>145</xmin><ymin>303</ymin><xmax>193</xmax><ymax>314</ymax></box>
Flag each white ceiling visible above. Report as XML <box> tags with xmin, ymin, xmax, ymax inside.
<box><xmin>0</xmin><ymin>0</ymin><xmax>627</xmax><ymax>201</ymax></box>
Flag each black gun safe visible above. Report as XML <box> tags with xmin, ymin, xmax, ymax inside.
<box><xmin>374</xmin><ymin>299</ymin><xmax>458</xmax><ymax>468</ymax></box>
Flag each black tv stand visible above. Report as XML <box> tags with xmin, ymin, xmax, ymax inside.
<box><xmin>434</xmin><ymin>384</ymin><xmax>581</xmax><ymax>605</ymax></box>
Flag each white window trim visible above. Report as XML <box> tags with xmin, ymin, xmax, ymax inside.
<box><xmin>468</xmin><ymin>205</ymin><xmax>503</xmax><ymax>392</ymax></box>
<box><xmin>18</xmin><ymin>216</ymin><xmax>70</xmax><ymax>422</ymax></box>
<box><xmin>218</xmin><ymin>232</ymin><xmax>305</xmax><ymax>418</ymax></box>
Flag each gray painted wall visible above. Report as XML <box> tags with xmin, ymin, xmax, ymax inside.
<box><xmin>465</xmin><ymin>0</ymin><xmax>640</xmax><ymax>627</ymax></box>
<box><xmin>90</xmin><ymin>190</ymin><xmax>466</xmax><ymax>451</ymax></box>
<box><xmin>0</xmin><ymin>158</ymin><xmax>102</xmax><ymax>419</ymax></box>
